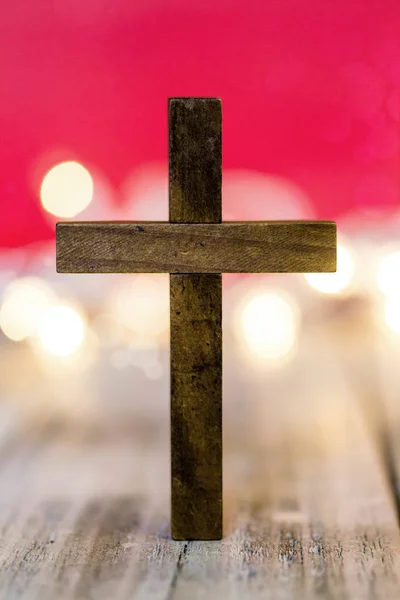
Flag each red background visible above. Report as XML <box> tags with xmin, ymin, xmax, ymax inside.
<box><xmin>1</xmin><ymin>0</ymin><xmax>399</xmax><ymax>248</ymax></box>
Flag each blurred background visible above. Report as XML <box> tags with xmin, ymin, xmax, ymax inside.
<box><xmin>0</xmin><ymin>0</ymin><xmax>400</xmax><ymax>449</ymax></box>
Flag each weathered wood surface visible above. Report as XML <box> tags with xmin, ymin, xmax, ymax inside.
<box><xmin>169</xmin><ymin>97</ymin><xmax>222</xmax><ymax>540</ymax></box>
<box><xmin>0</xmin><ymin>328</ymin><xmax>400</xmax><ymax>599</ymax></box>
<box><xmin>342</xmin><ymin>318</ymin><xmax>400</xmax><ymax>524</ymax></box>
<box><xmin>311</xmin><ymin>300</ymin><xmax>400</xmax><ymax>525</ymax></box>
<box><xmin>55</xmin><ymin>96</ymin><xmax>336</xmax><ymax>544</ymax></box>
<box><xmin>169</xmin><ymin>97</ymin><xmax>222</xmax><ymax>224</ymax></box>
<box><xmin>56</xmin><ymin>221</ymin><xmax>336</xmax><ymax>274</ymax></box>
<box><xmin>170</xmin><ymin>274</ymin><xmax>222</xmax><ymax>540</ymax></box>
<box><xmin>375</xmin><ymin>336</ymin><xmax>400</xmax><ymax>513</ymax></box>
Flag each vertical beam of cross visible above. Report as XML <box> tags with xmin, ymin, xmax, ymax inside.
<box><xmin>169</xmin><ymin>98</ymin><xmax>223</xmax><ymax>540</ymax></box>
<box><xmin>56</xmin><ymin>96</ymin><xmax>336</xmax><ymax>542</ymax></box>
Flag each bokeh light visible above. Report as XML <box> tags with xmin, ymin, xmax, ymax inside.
<box><xmin>40</xmin><ymin>161</ymin><xmax>93</xmax><ymax>218</ymax></box>
<box><xmin>377</xmin><ymin>251</ymin><xmax>400</xmax><ymax>297</ymax></box>
<box><xmin>37</xmin><ymin>305</ymin><xmax>86</xmax><ymax>357</ymax></box>
<box><xmin>234</xmin><ymin>289</ymin><xmax>299</xmax><ymax>364</ymax></box>
<box><xmin>304</xmin><ymin>244</ymin><xmax>354</xmax><ymax>295</ymax></box>
<box><xmin>384</xmin><ymin>296</ymin><xmax>400</xmax><ymax>335</ymax></box>
<box><xmin>222</xmin><ymin>170</ymin><xmax>314</xmax><ymax>220</ymax></box>
<box><xmin>110</xmin><ymin>338</ymin><xmax>161</xmax><ymax>372</ymax></box>
<box><xmin>144</xmin><ymin>362</ymin><xmax>164</xmax><ymax>381</ymax></box>
<box><xmin>109</xmin><ymin>275</ymin><xmax>169</xmax><ymax>339</ymax></box>
<box><xmin>121</xmin><ymin>163</ymin><xmax>168</xmax><ymax>221</ymax></box>
<box><xmin>0</xmin><ymin>277</ymin><xmax>56</xmax><ymax>341</ymax></box>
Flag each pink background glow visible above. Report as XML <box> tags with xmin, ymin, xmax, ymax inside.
<box><xmin>1</xmin><ymin>0</ymin><xmax>399</xmax><ymax>247</ymax></box>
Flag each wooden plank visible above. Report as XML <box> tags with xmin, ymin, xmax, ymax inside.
<box><xmin>168</xmin><ymin>97</ymin><xmax>222</xmax><ymax>224</ymax></box>
<box><xmin>56</xmin><ymin>221</ymin><xmax>336</xmax><ymax>274</ymax></box>
<box><xmin>339</xmin><ymin>320</ymin><xmax>400</xmax><ymax>525</ymax></box>
<box><xmin>375</xmin><ymin>336</ymin><xmax>400</xmax><ymax>521</ymax></box>
<box><xmin>1</xmin><ymin>330</ymin><xmax>400</xmax><ymax>598</ymax></box>
<box><xmin>308</xmin><ymin>303</ymin><xmax>400</xmax><ymax>527</ymax></box>
<box><xmin>170</xmin><ymin>274</ymin><xmax>222</xmax><ymax>540</ymax></box>
<box><xmin>164</xmin><ymin>331</ymin><xmax>400</xmax><ymax>598</ymax></box>
<box><xmin>169</xmin><ymin>97</ymin><xmax>222</xmax><ymax>540</ymax></box>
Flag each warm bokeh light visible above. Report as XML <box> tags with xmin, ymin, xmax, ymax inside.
<box><xmin>121</xmin><ymin>163</ymin><xmax>168</xmax><ymax>221</ymax></box>
<box><xmin>40</xmin><ymin>161</ymin><xmax>93</xmax><ymax>218</ymax></box>
<box><xmin>377</xmin><ymin>251</ymin><xmax>400</xmax><ymax>297</ymax></box>
<box><xmin>0</xmin><ymin>277</ymin><xmax>56</xmax><ymax>341</ymax></box>
<box><xmin>110</xmin><ymin>338</ymin><xmax>160</xmax><ymax>371</ymax></box>
<box><xmin>237</xmin><ymin>290</ymin><xmax>299</xmax><ymax>363</ymax></box>
<box><xmin>109</xmin><ymin>275</ymin><xmax>169</xmax><ymax>339</ymax></box>
<box><xmin>384</xmin><ymin>296</ymin><xmax>400</xmax><ymax>335</ymax></box>
<box><xmin>304</xmin><ymin>244</ymin><xmax>354</xmax><ymax>295</ymax></box>
<box><xmin>37</xmin><ymin>305</ymin><xmax>86</xmax><ymax>357</ymax></box>
<box><xmin>223</xmin><ymin>170</ymin><xmax>314</xmax><ymax>220</ymax></box>
<box><xmin>144</xmin><ymin>362</ymin><xmax>164</xmax><ymax>381</ymax></box>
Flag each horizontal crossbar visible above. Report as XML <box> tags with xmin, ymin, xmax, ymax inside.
<box><xmin>57</xmin><ymin>221</ymin><xmax>336</xmax><ymax>274</ymax></box>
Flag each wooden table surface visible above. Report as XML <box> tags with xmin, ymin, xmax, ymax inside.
<box><xmin>1</xmin><ymin>301</ymin><xmax>400</xmax><ymax>599</ymax></box>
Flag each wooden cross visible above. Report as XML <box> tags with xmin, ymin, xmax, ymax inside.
<box><xmin>57</xmin><ymin>97</ymin><xmax>336</xmax><ymax>540</ymax></box>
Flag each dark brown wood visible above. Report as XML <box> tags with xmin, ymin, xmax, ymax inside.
<box><xmin>170</xmin><ymin>274</ymin><xmax>222</xmax><ymax>540</ymax></box>
<box><xmin>169</xmin><ymin>98</ymin><xmax>222</xmax><ymax>540</ymax></box>
<box><xmin>55</xmin><ymin>96</ymin><xmax>337</xmax><ymax>542</ymax></box>
<box><xmin>56</xmin><ymin>221</ymin><xmax>336</xmax><ymax>274</ymax></box>
<box><xmin>169</xmin><ymin>97</ymin><xmax>222</xmax><ymax>223</ymax></box>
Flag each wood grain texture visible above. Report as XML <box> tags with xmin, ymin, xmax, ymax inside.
<box><xmin>54</xmin><ymin>96</ymin><xmax>337</xmax><ymax>548</ymax></box>
<box><xmin>169</xmin><ymin>97</ymin><xmax>221</xmax><ymax>223</ymax></box>
<box><xmin>56</xmin><ymin>221</ymin><xmax>336</xmax><ymax>274</ymax></box>
<box><xmin>170</xmin><ymin>274</ymin><xmax>222</xmax><ymax>540</ymax></box>
<box><xmin>169</xmin><ymin>98</ymin><xmax>222</xmax><ymax>540</ymax></box>
<box><xmin>1</xmin><ymin>326</ymin><xmax>400</xmax><ymax>598</ymax></box>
